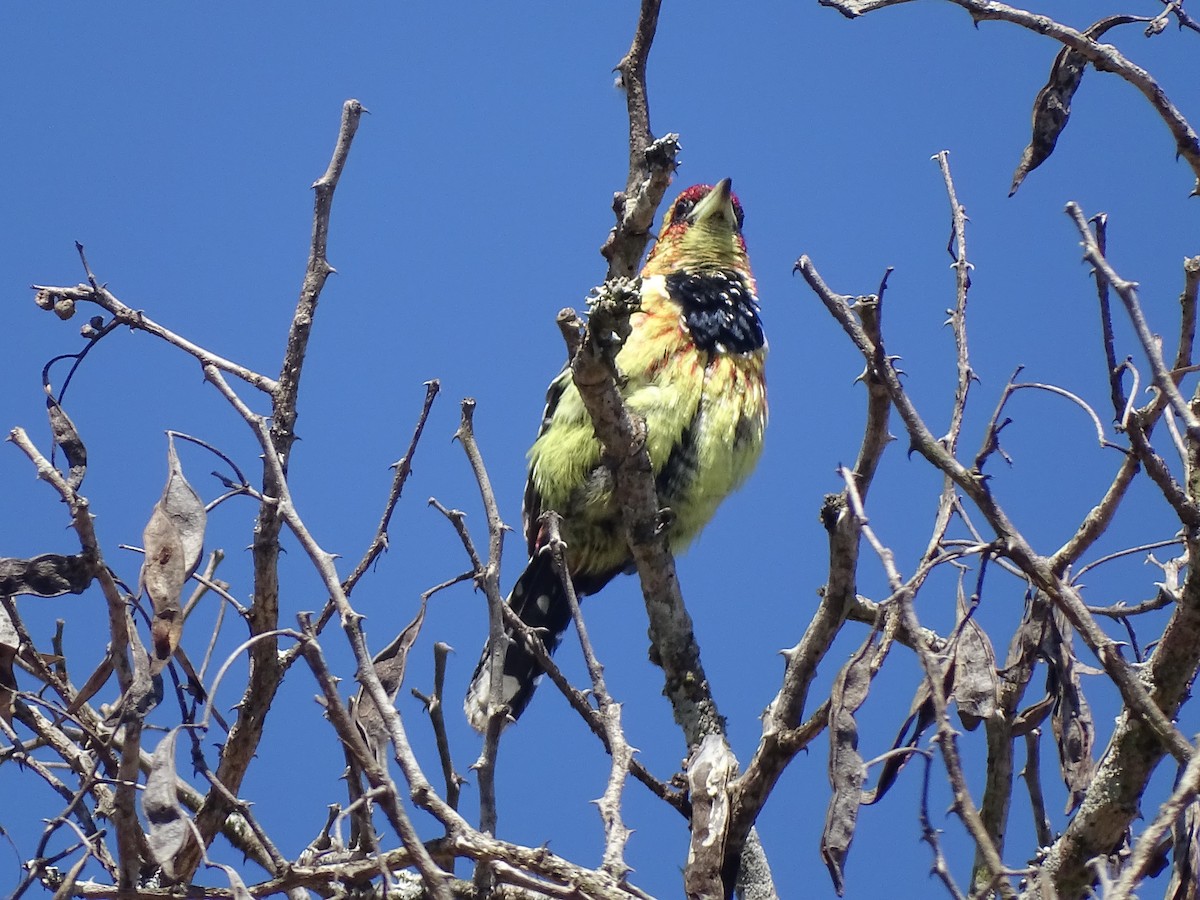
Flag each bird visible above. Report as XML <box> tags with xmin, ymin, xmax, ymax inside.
<box><xmin>465</xmin><ymin>178</ymin><xmax>767</xmax><ymax>730</ymax></box>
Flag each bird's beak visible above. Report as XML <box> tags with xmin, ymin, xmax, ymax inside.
<box><xmin>689</xmin><ymin>177</ymin><xmax>737</xmax><ymax>228</ymax></box>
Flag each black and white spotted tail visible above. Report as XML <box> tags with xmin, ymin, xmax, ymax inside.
<box><xmin>464</xmin><ymin>552</ymin><xmax>573</xmax><ymax>731</ymax></box>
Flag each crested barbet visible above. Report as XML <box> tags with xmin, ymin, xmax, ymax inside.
<box><xmin>465</xmin><ymin>178</ymin><xmax>767</xmax><ymax>729</ymax></box>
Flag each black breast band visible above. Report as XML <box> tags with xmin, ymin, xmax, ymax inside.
<box><xmin>664</xmin><ymin>269</ymin><xmax>765</xmax><ymax>354</ymax></box>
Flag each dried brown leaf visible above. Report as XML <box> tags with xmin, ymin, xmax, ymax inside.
<box><xmin>0</xmin><ymin>553</ymin><xmax>93</xmax><ymax>597</ymax></box>
<box><xmin>353</xmin><ymin>595</ymin><xmax>428</xmax><ymax>765</ymax></box>
<box><xmin>143</xmin><ymin>729</ymin><xmax>191</xmax><ymax>881</ymax></box>
<box><xmin>821</xmin><ymin>637</ymin><xmax>876</xmax><ymax>896</ymax></box>
<box><xmin>865</xmin><ymin>667</ymin><xmax>944</xmax><ymax>805</ymax></box>
<box><xmin>1043</xmin><ymin>610</ymin><xmax>1095</xmax><ymax>814</ymax></box>
<box><xmin>1009</xmin><ymin>15</ymin><xmax>1143</xmax><ymax>195</ymax></box>
<box><xmin>1011</xmin><ymin>694</ymin><xmax>1054</xmax><ymax>738</ymax></box>
<box><xmin>46</xmin><ymin>394</ymin><xmax>87</xmax><ymax>490</ymax></box>
<box><xmin>951</xmin><ymin>586</ymin><xmax>998</xmax><ymax>731</ymax></box>
<box><xmin>122</xmin><ymin>605</ymin><xmax>162</xmax><ymax>723</ymax></box>
<box><xmin>64</xmin><ymin>657</ymin><xmax>114</xmax><ymax>719</ymax></box>
<box><xmin>161</xmin><ymin>436</ymin><xmax>206</xmax><ymax>578</ymax></box>
<box><xmin>141</xmin><ymin>503</ymin><xmax>184</xmax><ymax>673</ymax></box>
<box><xmin>139</xmin><ymin>436</ymin><xmax>206</xmax><ymax>674</ymax></box>
<box><xmin>1009</xmin><ymin>46</ymin><xmax>1085</xmax><ymax>195</ymax></box>
<box><xmin>1001</xmin><ymin>591</ymin><xmax>1048</xmax><ymax>683</ymax></box>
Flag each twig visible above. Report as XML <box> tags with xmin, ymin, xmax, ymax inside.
<box><xmin>499</xmin><ymin>594</ymin><xmax>688</xmax><ymax>812</ymax></box>
<box><xmin>282</xmin><ymin>379</ymin><xmax>442</xmax><ymax>661</ymax></box>
<box><xmin>917</xmin><ymin>750</ymin><xmax>967</xmax><ymax>900</ymax></box>
<box><xmin>29</xmin><ymin>283</ymin><xmax>278</xmax><ymax>394</ymax></box>
<box><xmin>300</xmin><ymin>603</ymin><xmax>648</xmax><ymax>897</ymax></box>
<box><xmin>453</xmin><ymin>399</ymin><xmax>508</xmax><ymax>886</ymax></box>
<box><xmin>800</xmin><ymin>252</ymin><xmax>1200</xmax><ymax>898</ymax></box>
<box><xmin>972</xmin><ymin>368</ymin><xmax>1128</xmax><ymax>472</ymax></box>
<box><xmin>175</xmin><ymin>100</ymin><xmax>366</xmax><ymax>881</ymax></box>
<box><xmin>297</xmin><ymin>618</ymin><xmax>453</xmax><ymax>900</ymax></box>
<box><xmin>193</xmin><ymin>763</ymin><xmax>289</xmax><ymax>875</ymax></box>
<box><xmin>411</xmin><ymin>640</ymin><xmax>466</xmax><ymax>813</ymax></box>
<box><xmin>1085</xmin><ymin>590</ymin><xmax>1176</xmax><ymax>619</ymax></box>
<box><xmin>556</xmin><ymin>301</ymin><xmax>721</xmax><ymax>744</ymax></box>
<box><xmin>7</xmin><ymin>429</ymin><xmax>132</xmax><ymax>695</ymax></box>
<box><xmin>845</xmin><ymin>594</ymin><xmax>949</xmax><ymax>653</ymax></box>
<box><xmin>197</xmin><ymin>630</ymin><xmax>302</xmax><ymax>733</ymax></box>
<box><xmin>344</xmin><ymin>380</ymin><xmax>440</xmax><ymax>595</ymax></box>
<box><xmin>1161</xmin><ymin>0</ymin><xmax>1200</xmax><ymax>34</ymax></box>
<box><xmin>934</xmin><ymin>150</ymin><xmax>974</xmax><ymax>454</ymax></box>
<box><xmin>181</xmin><ymin>549</ymin><xmax>226</xmax><ymax>621</ymax></box>
<box><xmin>731</xmin><ymin>273</ymin><xmax>894</xmax><ymax>872</ymax></box>
<box><xmin>1090</xmin><ymin>214</ymin><xmax>1129</xmax><ymax>422</ymax></box>
<box><xmin>544</xmin><ymin>511</ymin><xmax>634</xmax><ymax>879</ymax></box>
<box><xmin>275</xmin><ymin>98</ymin><xmax>365</xmax><ymax>424</ymax></box>
<box><xmin>1006</xmin><ymin>382</ymin><xmax>1125</xmax><ymax>453</ymax></box>
<box><xmin>1050</xmin><ymin>454</ymin><xmax>1140</xmax><ymax>572</ymax></box>
<box><xmin>1073</xmin><ymin>538</ymin><xmax>1184</xmax><ymax>581</ymax></box>
<box><xmin>204</xmin><ymin>361</ymin><xmax>460</xmax><ymax>898</ymax></box>
<box><xmin>601</xmin><ymin>0</ymin><xmax>678</xmax><ymax>279</ymax></box>
<box><xmin>924</xmin><ymin>153</ymin><xmax>976</xmax><ymax>590</ymax></box>
<box><xmin>1067</xmin><ymin>202</ymin><xmax>1200</xmax><ymax>442</ymax></box>
<box><xmin>428</xmin><ymin>495</ymin><xmax>686</xmax><ymax>811</ymax></box>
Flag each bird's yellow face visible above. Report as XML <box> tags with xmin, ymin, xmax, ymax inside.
<box><xmin>644</xmin><ymin>178</ymin><xmax>751</xmax><ymax>277</ymax></box>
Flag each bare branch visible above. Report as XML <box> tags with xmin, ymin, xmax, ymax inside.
<box><xmin>544</xmin><ymin>512</ymin><xmax>634</xmax><ymax>880</ymax></box>
<box><xmin>412</xmin><ymin>639</ymin><xmax>467</xmax><ymax>814</ymax></box>
<box><xmin>1067</xmin><ymin>203</ymin><xmax>1200</xmax><ymax>447</ymax></box>
<box><xmin>452</xmin><ymin>397</ymin><xmax>508</xmax><ymax>889</ymax></box>
<box><xmin>28</xmin><ymin>283</ymin><xmax>278</xmax><ymax>394</ymax></box>
<box><xmin>933</xmin><ymin>150</ymin><xmax>975</xmax><ymax>454</ymax></box>
<box><xmin>180</xmin><ymin>99</ymin><xmax>366</xmax><ymax>880</ymax></box>
<box><xmin>601</xmin><ymin>0</ymin><xmax>678</xmax><ymax>279</ymax></box>
<box><xmin>344</xmin><ymin>380</ymin><xmax>441</xmax><ymax>596</ymax></box>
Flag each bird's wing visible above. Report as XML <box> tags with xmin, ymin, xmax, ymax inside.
<box><xmin>522</xmin><ymin>364</ymin><xmax>573</xmax><ymax>557</ymax></box>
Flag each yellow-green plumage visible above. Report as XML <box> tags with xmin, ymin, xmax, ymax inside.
<box><xmin>527</xmin><ymin>275</ymin><xmax>766</xmax><ymax>578</ymax></box>
<box><xmin>466</xmin><ymin>179</ymin><xmax>767</xmax><ymax>729</ymax></box>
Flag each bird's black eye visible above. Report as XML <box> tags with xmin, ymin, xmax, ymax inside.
<box><xmin>670</xmin><ymin>198</ymin><xmax>696</xmax><ymax>224</ymax></box>
<box><xmin>733</xmin><ymin>199</ymin><xmax>745</xmax><ymax>231</ymax></box>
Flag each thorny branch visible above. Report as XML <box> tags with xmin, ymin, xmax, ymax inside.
<box><xmin>1068</xmin><ymin>203</ymin><xmax>1200</xmax><ymax>446</ymax></box>
<box><xmin>602</xmin><ymin>0</ymin><xmax>678</xmax><ymax>280</ymax></box>
<box><xmin>178</xmin><ymin>98</ymin><xmax>366</xmax><ymax>882</ymax></box>
<box><xmin>452</xmin><ymin>398</ymin><xmax>508</xmax><ymax>894</ymax></box>
<box><xmin>543</xmin><ymin>512</ymin><xmax>635</xmax><ymax>880</ymax></box>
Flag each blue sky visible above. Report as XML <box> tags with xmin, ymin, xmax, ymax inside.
<box><xmin>2</xmin><ymin>2</ymin><xmax>1198</xmax><ymax>897</ymax></box>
